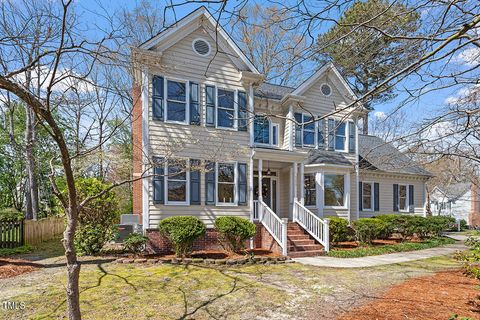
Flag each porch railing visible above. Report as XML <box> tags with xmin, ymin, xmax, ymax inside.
<box><xmin>252</xmin><ymin>200</ymin><xmax>288</xmax><ymax>256</ymax></box>
<box><xmin>293</xmin><ymin>200</ymin><xmax>330</xmax><ymax>252</ymax></box>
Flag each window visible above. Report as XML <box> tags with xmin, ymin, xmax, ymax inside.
<box><xmin>399</xmin><ymin>185</ymin><xmax>408</xmax><ymax>211</ymax></box>
<box><xmin>217</xmin><ymin>163</ymin><xmax>236</xmax><ymax>204</ymax></box>
<box><xmin>166</xmin><ymin>160</ymin><xmax>188</xmax><ymax>204</ymax></box>
<box><xmin>166</xmin><ymin>80</ymin><xmax>187</xmax><ymax>123</ymax></box>
<box><xmin>304</xmin><ymin>174</ymin><xmax>316</xmax><ymax>206</ymax></box>
<box><xmin>303</xmin><ymin>114</ymin><xmax>315</xmax><ymax>147</ymax></box>
<box><xmin>254</xmin><ymin>116</ymin><xmax>279</xmax><ymax>147</ymax></box>
<box><xmin>335</xmin><ymin>122</ymin><xmax>347</xmax><ymax>151</ymax></box>
<box><xmin>362</xmin><ymin>182</ymin><xmax>373</xmax><ymax>211</ymax></box>
<box><xmin>272</xmin><ymin>124</ymin><xmax>279</xmax><ymax>146</ymax></box>
<box><xmin>217</xmin><ymin>89</ymin><xmax>235</xmax><ymax>128</ymax></box>
<box><xmin>254</xmin><ymin>116</ymin><xmax>270</xmax><ymax>145</ymax></box>
<box><xmin>321</xmin><ymin>83</ymin><xmax>332</xmax><ymax>96</ymax></box>
<box><xmin>324</xmin><ymin>174</ymin><xmax>345</xmax><ymax>207</ymax></box>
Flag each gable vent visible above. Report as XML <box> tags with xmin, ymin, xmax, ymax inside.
<box><xmin>192</xmin><ymin>39</ymin><xmax>210</xmax><ymax>56</ymax></box>
<box><xmin>321</xmin><ymin>83</ymin><xmax>332</xmax><ymax>96</ymax></box>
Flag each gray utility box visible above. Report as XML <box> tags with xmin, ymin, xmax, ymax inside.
<box><xmin>115</xmin><ymin>214</ymin><xmax>142</xmax><ymax>243</ymax></box>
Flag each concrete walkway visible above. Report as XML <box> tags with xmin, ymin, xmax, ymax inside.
<box><xmin>294</xmin><ymin>243</ymin><xmax>466</xmax><ymax>268</ymax></box>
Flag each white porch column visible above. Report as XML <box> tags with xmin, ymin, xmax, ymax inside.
<box><xmin>316</xmin><ymin>172</ymin><xmax>324</xmax><ymax>218</ymax></box>
<box><xmin>293</xmin><ymin>162</ymin><xmax>298</xmax><ymax>202</ymax></box>
<box><xmin>345</xmin><ymin>173</ymin><xmax>351</xmax><ymax>221</ymax></box>
<box><xmin>300</xmin><ymin>163</ymin><xmax>305</xmax><ymax>205</ymax></box>
<box><xmin>249</xmin><ymin>152</ymin><xmax>254</xmax><ymax>220</ymax></box>
<box><xmin>355</xmin><ymin>118</ymin><xmax>360</xmax><ymax>221</ymax></box>
<box><xmin>258</xmin><ymin>159</ymin><xmax>263</xmax><ymax>202</ymax></box>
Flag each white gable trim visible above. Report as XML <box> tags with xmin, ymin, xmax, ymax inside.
<box><xmin>291</xmin><ymin>63</ymin><xmax>357</xmax><ymax>99</ymax></box>
<box><xmin>139</xmin><ymin>6</ymin><xmax>259</xmax><ymax>74</ymax></box>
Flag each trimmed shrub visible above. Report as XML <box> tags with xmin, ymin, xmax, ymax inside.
<box><xmin>214</xmin><ymin>216</ymin><xmax>256</xmax><ymax>253</ymax></box>
<box><xmin>375</xmin><ymin>214</ymin><xmax>416</xmax><ymax>240</ymax></box>
<box><xmin>351</xmin><ymin>218</ymin><xmax>388</xmax><ymax>244</ymax></box>
<box><xmin>425</xmin><ymin>216</ymin><xmax>456</xmax><ymax>237</ymax></box>
<box><xmin>123</xmin><ymin>233</ymin><xmax>148</xmax><ymax>254</ymax></box>
<box><xmin>72</xmin><ymin>178</ymin><xmax>119</xmax><ymax>255</ymax></box>
<box><xmin>460</xmin><ymin>219</ymin><xmax>468</xmax><ymax>230</ymax></box>
<box><xmin>159</xmin><ymin>216</ymin><xmax>206</xmax><ymax>257</ymax></box>
<box><xmin>328</xmin><ymin>217</ymin><xmax>349</xmax><ymax>243</ymax></box>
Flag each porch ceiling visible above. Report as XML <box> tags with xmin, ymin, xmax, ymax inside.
<box><xmin>253</xmin><ymin>148</ymin><xmax>308</xmax><ymax>163</ymax></box>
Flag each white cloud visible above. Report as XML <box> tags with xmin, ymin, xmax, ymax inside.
<box><xmin>454</xmin><ymin>47</ymin><xmax>480</xmax><ymax>67</ymax></box>
<box><xmin>445</xmin><ymin>84</ymin><xmax>480</xmax><ymax>106</ymax></box>
<box><xmin>373</xmin><ymin>111</ymin><xmax>387</xmax><ymax>120</ymax></box>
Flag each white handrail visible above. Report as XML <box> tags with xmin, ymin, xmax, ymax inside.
<box><xmin>293</xmin><ymin>200</ymin><xmax>330</xmax><ymax>252</ymax></box>
<box><xmin>253</xmin><ymin>200</ymin><xmax>288</xmax><ymax>255</ymax></box>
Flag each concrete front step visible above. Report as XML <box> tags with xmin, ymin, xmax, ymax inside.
<box><xmin>288</xmin><ymin>250</ymin><xmax>325</xmax><ymax>258</ymax></box>
<box><xmin>289</xmin><ymin>245</ymin><xmax>323</xmax><ymax>252</ymax></box>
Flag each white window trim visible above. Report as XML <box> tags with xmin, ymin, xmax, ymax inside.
<box><xmin>320</xmin><ymin>82</ymin><xmax>332</xmax><ymax>97</ymax></box>
<box><xmin>215</xmin><ymin>87</ymin><xmax>238</xmax><ymax>131</ymax></box>
<box><xmin>164</xmin><ymin>77</ymin><xmax>190</xmax><ymax>125</ymax></box>
<box><xmin>323</xmin><ymin>173</ymin><xmax>348</xmax><ymax>209</ymax></box>
<box><xmin>215</xmin><ymin>161</ymin><xmax>238</xmax><ymax>206</ymax></box>
<box><xmin>361</xmin><ymin>181</ymin><xmax>374</xmax><ymax>212</ymax></box>
<box><xmin>164</xmin><ymin>159</ymin><xmax>190</xmax><ymax>206</ymax></box>
<box><xmin>398</xmin><ymin>184</ymin><xmax>409</xmax><ymax>212</ymax></box>
<box><xmin>192</xmin><ymin>38</ymin><xmax>211</xmax><ymax>56</ymax></box>
<box><xmin>272</xmin><ymin>123</ymin><xmax>279</xmax><ymax>147</ymax></box>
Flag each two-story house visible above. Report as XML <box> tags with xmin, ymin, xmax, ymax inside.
<box><xmin>131</xmin><ymin>7</ymin><xmax>432</xmax><ymax>257</ymax></box>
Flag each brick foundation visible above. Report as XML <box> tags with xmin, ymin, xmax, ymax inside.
<box><xmin>146</xmin><ymin>222</ymin><xmax>284</xmax><ymax>255</ymax></box>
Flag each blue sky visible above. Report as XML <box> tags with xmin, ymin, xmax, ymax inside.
<box><xmin>77</xmin><ymin>0</ymin><xmax>473</xmax><ymax>125</ymax></box>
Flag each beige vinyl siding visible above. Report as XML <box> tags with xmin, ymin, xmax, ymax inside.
<box><xmin>354</xmin><ymin>172</ymin><xmax>427</xmax><ymax>218</ymax></box>
<box><xmin>147</xmin><ymin>26</ymin><xmax>252</xmax><ymax>228</ymax></box>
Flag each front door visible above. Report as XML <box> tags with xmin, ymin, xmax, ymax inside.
<box><xmin>254</xmin><ymin>176</ymin><xmax>278</xmax><ymax>212</ymax></box>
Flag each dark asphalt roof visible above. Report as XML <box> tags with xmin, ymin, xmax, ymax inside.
<box><xmin>306</xmin><ymin>149</ymin><xmax>353</xmax><ymax>166</ymax></box>
<box><xmin>254</xmin><ymin>82</ymin><xmax>295</xmax><ymax>100</ymax></box>
<box><xmin>358</xmin><ymin>134</ymin><xmax>433</xmax><ymax>176</ymax></box>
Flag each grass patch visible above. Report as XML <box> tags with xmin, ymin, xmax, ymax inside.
<box><xmin>0</xmin><ymin>245</ymin><xmax>32</xmax><ymax>256</ymax></box>
<box><xmin>327</xmin><ymin>237</ymin><xmax>456</xmax><ymax>258</ymax></box>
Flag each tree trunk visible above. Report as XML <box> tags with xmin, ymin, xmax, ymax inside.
<box><xmin>64</xmin><ymin>207</ymin><xmax>81</xmax><ymax>320</ymax></box>
<box><xmin>362</xmin><ymin>113</ymin><xmax>369</xmax><ymax>135</ymax></box>
<box><xmin>25</xmin><ymin>105</ymin><xmax>39</xmax><ymax>220</ymax></box>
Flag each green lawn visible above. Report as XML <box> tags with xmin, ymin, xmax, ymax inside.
<box><xmin>0</xmin><ymin>250</ymin><xmax>464</xmax><ymax>320</ymax></box>
<box><xmin>327</xmin><ymin>237</ymin><xmax>456</xmax><ymax>258</ymax></box>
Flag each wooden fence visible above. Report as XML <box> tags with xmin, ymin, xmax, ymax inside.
<box><xmin>0</xmin><ymin>220</ymin><xmax>24</xmax><ymax>248</ymax></box>
<box><xmin>24</xmin><ymin>217</ymin><xmax>64</xmax><ymax>245</ymax></box>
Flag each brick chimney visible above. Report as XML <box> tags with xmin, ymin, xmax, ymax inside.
<box><xmin>470</xmin><ymin>179</ymin><xmax>480</xmax><ymax>226</ymax></box>
<box><xmin>132</xmin><ymin>83</ymin><xmax>143</xmax><ymax>219</ymax></box>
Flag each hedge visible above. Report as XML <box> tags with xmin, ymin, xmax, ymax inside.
<box><xmin>159</xmin><ymin>216</ymin><xmax>206</xmax><ymax>257</ymax></box>
<box><xmin>214</xmin><ymin>216</ymin><xmax>256</xmax><ymax>253</ymax></box>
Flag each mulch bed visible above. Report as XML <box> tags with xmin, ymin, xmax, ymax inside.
<box><xmin>333</xmin><ymin>238</ymin><xmax>422</xmax><ymax>250</ymax></box>
<box><xmin>0</xmin><ymin>258</ymin><xmax>42</xmax><ymax>279</ymax></box>
<box><xmin>340</xmin><ymin>269</ymin><xmax>480</xmax><ymax>320</ymax></box>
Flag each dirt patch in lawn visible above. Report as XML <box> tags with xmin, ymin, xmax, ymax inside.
<box><xmin>340</xmin><ymin>269</ymin><xmax>480</xmax><ymax>320</ymax></box>
<box><xmin>0</xmin><ymin>258</ymin><xmax>41</xmax><ymax>279</ymax></box>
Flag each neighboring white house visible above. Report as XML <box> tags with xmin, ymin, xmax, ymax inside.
<box><xmin>131</xmin><ymin>7</ymin><xmax>433</xmax><ymax>256</ymax></box>
<box><xmin>430</xmin><ymin>182</ymin><xmax>473</xmax><ymax>223</ymax></box>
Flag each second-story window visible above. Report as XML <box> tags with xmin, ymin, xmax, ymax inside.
<box><xmin>254</xmin><ymin>116</ymin><xmax>279</xmax><ymax>147</ymax></box>
<box><xmin>217</xmin><ymin>89</ymin><xmax>235</xmax><ymax>129</ymax></box>
<box><xmin>335</xmin><ymin>121</ymin><xmax>347</xmax><ymax>151</ymax></box>
<box><xmin>166</xmin><ymin>80</ymin><xmax>187</xmax><ymax>123</ymax></box>
<box><xmin>303</xmin><ymin>114</ymin><xmax>315</xmax><ymax>147</ymax></box>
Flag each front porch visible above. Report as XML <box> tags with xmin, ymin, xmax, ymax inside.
<box><xmin>249</xmin><ymin>148</ymin><xmax>335</xmax><ymax>257</ymax></box>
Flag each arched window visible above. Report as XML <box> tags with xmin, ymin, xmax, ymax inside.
<box><xmin>254</xmin><ymin>116</ymin><xmax>270</xmax><ymax>145</ymax></box>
